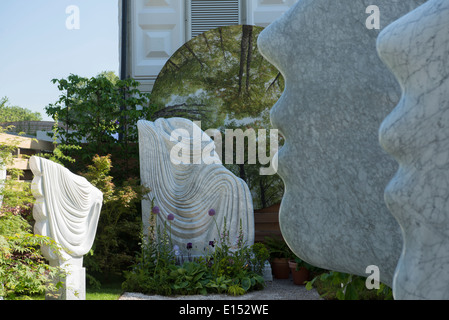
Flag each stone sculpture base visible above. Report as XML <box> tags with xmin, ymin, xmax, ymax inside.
<box><xmin>46</xmin><ymin>264</ymin><xmax>86</xmax><ymax>300</ymax></box>
<box><xmin>262</xmin><ymin>261</ymin><xmax>273</xmax><ymax>282</ymax></box>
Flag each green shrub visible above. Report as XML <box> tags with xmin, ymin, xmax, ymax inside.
<box><xmin>0</xmin><ymin>208</ymin><xmax>64</xmax><ymax>300</ymax></box>
<box><xmin>264</xmin><ymin>235</ymin><xmax>294</xmax><ymax>260</ymax></box>
<box><xmin>81</xmin><ymin>155</ymin><xmax>150</xmax><ymax>286</ymax></box>
<box><xmin>249</xmin><ymin>242</ymin><xmax>270</xmax><ymax>275</ymax></box>
<box><xmin>305</xmin><ymin>270</ymin><xmax>393</xmax><ymax>300</ymax></box>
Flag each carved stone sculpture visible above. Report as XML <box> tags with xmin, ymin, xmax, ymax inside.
<box><xmin>377</xmin><ymin>0</ymin><xmax>449</xmax><ymax>299</ymax></box>
<box><xmin>30</xmin><ymin>156</ymin><xmax>103</xmax><ymax>300</ymax></box>
<box><xmin>257</xmin><ymin>0</ymin><xmax>425</xmax><ymax>286</ymax></box>
<box><xmin>138</xmin><ymin>118</ymin><xmax>254</xmax><ymax>256</ymax></box>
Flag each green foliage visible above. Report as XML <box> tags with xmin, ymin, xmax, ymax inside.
<box><xmin>45</xmin><ymin>72</ymin><xmax>152</xmax><ymax>179</ymax></box>
<box><xmin>305</xmin><ymin>271</ymin><xmax>394</xmax><ymax>300</ymax></box>
<box><xmin>81</xmin><ymin>154</ymin><xmax>115</xmax><ymax>201</ymax></box>
<box><xmin>167</xmin><ymin>261</ymin><xmax>209</xmax><ymax>295</ymax></box>
<box><xmin>85</xmin><ymin>279</ymin><xmax>123</xmax><ymax>300</ymax></box>
<box><xmin>36</xmin><ymin>113</ymin><xmax>81</xmax><ymax>166</ymax></box>
<box><xmin>81</xmin><ymin>155</ymin><xmax>150</xmax><ymax>285</ymax></box>
<box><xmin>248</xmin><ymin>242</ymin><xmax>269</xmax><ymax>275</ymax></box>
<box><xmin>0</xmin><ymin>97</ymin><xmax>42</xmax><ymax>123</ymax></box>
<box><xmin>0</xmin><ymin>214</ymin><xmax>64</xmax><ymax>300</ymax></box>
<box><xmin>122</xmin><ymin>210</ymin><xmax>266</xmax><ymax>297</ymax></box>
<box><xmin>292</xmin><ymin>256</ymin><xmax>316</xmax><ymax>271</ymax></box>
<box><xmin>264</xmin><ymin>236</ymin><xmax>294</xmax><ymax>260</ymax></box>
<box><xmin>45</xmin><ymin>72</ymin><xmax>150</xmax><ymax>151</ymax></box>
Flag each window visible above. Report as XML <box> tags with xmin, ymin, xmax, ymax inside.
<box><xmin>187</xmin><ymin>0</ymin><xmax>241</xmax><ymax>39</ymax></box>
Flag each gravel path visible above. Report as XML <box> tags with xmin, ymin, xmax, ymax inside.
<box><xmin>119</xmin><ymin>277</ymin><xmax>323</xmax><ymax>300</ymax></box>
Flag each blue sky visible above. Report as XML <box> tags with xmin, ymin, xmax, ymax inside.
<box><xmin>0</xmin><ymin>0</ymin><xmax>119</xmax><ymax>120</ymax></box>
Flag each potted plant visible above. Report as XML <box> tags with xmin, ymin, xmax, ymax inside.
<box><xmin>289</xmin><ymin>256</ymin><xmax>312</xmax><ymax>285</ymax></box>
<box><xmin>264</xmin><ymin>236</ymin><xmax>294</xmax><ymax>279</ymax></box>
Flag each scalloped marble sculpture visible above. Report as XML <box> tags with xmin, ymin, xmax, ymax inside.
<box><xmin>30</xmin><ymin>156</ymin><xmax>103</xmax><ymax>300</ymax></box>
<box><xmin>377</xmin><ymin>0</ymin><xmax>449</xmax><ymax>300</ymax></box>
<box><xmin>257</xmin><ymin>0</ymin><xmax>425</xmax><ymax>286</ymax></box>
<box><xmin>138</xmin><ymin>118</ymin><xmax>254</xmax><ymax>256</ymax></box>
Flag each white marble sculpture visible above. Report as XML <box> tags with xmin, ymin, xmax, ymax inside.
<box><xmin>138</xmin><ymin>118</ymin><xmax>254</xmax><ymax>256</ymax></box>
<box><xmin>377</xmin><ymin>0</ymin><xmax>449</xmax><ymax>300</ymax></box>
<box><xmin>30</xmin><ymin>156</ymin><xmax>103</xmax><ymax>300</ymax></box>
<box><xmin>257</xmin><ymin>0</ymin><xmax>425</xmax><ymax>286</ymax></box>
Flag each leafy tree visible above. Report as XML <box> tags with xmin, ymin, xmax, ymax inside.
<box><xmin>0</xmin><ymin>97</ymin><xmax>42</xmax><ymax>123</ymax></box>
<box><xmin>45</xmin><ymin>72</ymin><xmax>150</xmax><ymax>153</ymax></box>
<box><xmin>45</xmin><ymin>72</ymin><xmax>152</xmax><ymax>179</ymax></box>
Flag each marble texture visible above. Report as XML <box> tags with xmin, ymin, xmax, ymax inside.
<box><xmin>138</xmin><ymin>118</ymin><xmax>254</xmax><ymax>256</ymax></box>
<box><xmin>257</xmin><ymin>0</ymin><xmax>425</xmax><ymax>286</ymax></box>
<box><xmin>377</xmin><ymin>0</ymin><xmax>449</xmax><ymax>300</ymax></box>
<box><xmin>30</xmin><ymin>156</ymin><xmax>103</xmax><ymax>300</ymax></box>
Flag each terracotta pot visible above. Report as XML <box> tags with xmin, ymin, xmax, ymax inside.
<box><xmin>291</xmin><ymin>267</ymin><xmax>310</xmax><ymax>285</ymax></box>
<box><xmin>271</xmin><ymin>258</ymin><xmax>290</xmax><ymax>279</ymax></box>
<box><xmin>288</xmin><ymin>260</ymin><xmax>297</xmax><ymax>270</ymax></box>
<box><xmin>288</xmin><ymin>260</ymin><xmax>310</xmax><ymax>285</ymax></box>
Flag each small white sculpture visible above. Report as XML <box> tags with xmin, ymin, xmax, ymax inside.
<box><xmin>378</xmin><ymin>0</ymin><xmax>449</xmax><ymax>299</ymax></box>
<box><xmin>138</xmin><ymin>118</ymin><xmax>254</xmax><ymax>256</ymax></box>
<box><xmin>30</xmin><ymin>156</ymin><xmax>103</xmax><ymax>300</ymax></box>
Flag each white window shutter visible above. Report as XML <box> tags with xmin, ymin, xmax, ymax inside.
<box><xmin>187</xmin><ymin>0</ymin><xmax>241</xmax><ymax>39</ymax></box>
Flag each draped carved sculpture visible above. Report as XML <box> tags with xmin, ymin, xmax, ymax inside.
<box><xmin>138</xmin><ymin>118</ymin><xmax>254</xmax><ymax>256</ymax></box>
<box><xmin>30</xmin><ymin>156</ymin><xmax>103</xmax><ymax>300</ymax></box>
<box><xmin>377</xmin><ymin>0</ymin><xmax>449</xmax><ymax>299</ymax></box>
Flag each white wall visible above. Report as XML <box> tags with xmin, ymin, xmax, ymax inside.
<box><xmin>247</xmin><ymin>0</ymin><xmax>299</xmax><ymax>27</ymax></box>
